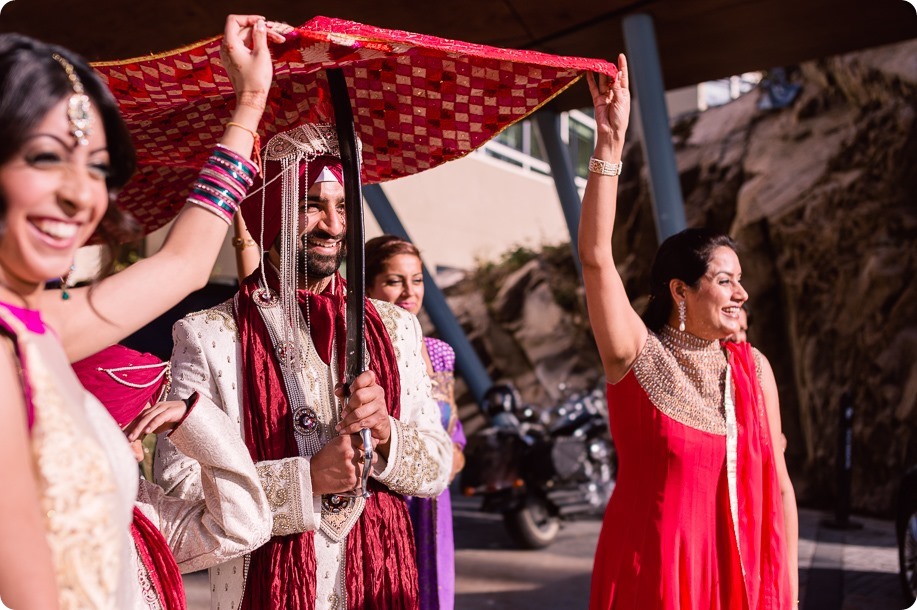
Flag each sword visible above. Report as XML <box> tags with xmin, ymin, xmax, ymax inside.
<box><xmin>328</xmin><ymin>68</ymin><xmax>373</xmax><ymax>499</ymax></box>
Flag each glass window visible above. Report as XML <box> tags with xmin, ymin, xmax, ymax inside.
<box><xmin>494</xmin><ymin>122</ymin><xmax>524</xmax><ymax>151</ymax></box>
<box><xmin>530</xmin><ymin>124</ymin><xmax>547</xmax><ymax>163</ymax></box>
<box><xmin>568</xmin><ymin>118</ymin><xmax>595</xmax><ymax>179</ymax></box>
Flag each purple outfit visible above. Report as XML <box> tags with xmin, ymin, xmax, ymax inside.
<box><xmin>409</xmin><ymin>337</ymin><xmax>465</xmax><ymax>610</ymax></box>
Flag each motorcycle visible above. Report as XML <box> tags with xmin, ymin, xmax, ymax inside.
<box><xmin>461</xmin><ymin>382</ymin><xmax>616</xmax><ymax>549</ymax></box>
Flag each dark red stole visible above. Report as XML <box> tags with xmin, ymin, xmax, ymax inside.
<box><xmin>725</xmin><ymin>341</ymin><xmax>793</xmax><ymax>609</ymax></box>
<box><xmin>131</xmin><ymin>507</ymin><xmax>187</xmax><ymax>610</ymax></box>
<box><xmin>236</xmin><ymin>269</ymin><xmax>418</xmax><ymax>610</ymax></box>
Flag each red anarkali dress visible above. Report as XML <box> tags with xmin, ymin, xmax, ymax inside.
<box><xmin>590</xmin><ymin>326</ymin><xmax>791</xmax><ymax>610</ymax></box>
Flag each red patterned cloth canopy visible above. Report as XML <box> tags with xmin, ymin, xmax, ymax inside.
<box><xmin>92</xmin><ymin>16</ymin><xmax>617</xmax><ymax>235</ymax></box>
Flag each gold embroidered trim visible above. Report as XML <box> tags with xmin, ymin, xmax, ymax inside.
<box><xmin>372</xmin><ymin>299</ymin><xmax>403</xmax><ymax>361</ymax></box>
<box><xmin>632</xmin><ymin>326</ymin><xmax>728</xmax><ymax>435</ymax></box>
<box><xmin>6</xmin><ymin>320</ymin><xmax>123</xmax><ymax>609</ymax></box>
<box><xmin>751</xmin><ymin>347</ymin><xmax>765</xmax><ymax>389</ymax></box>
<box><xmin>382</xmin><ymin>419</ymin><xmax>440</xmax><ymax>495</ymax></box>
<box><xmin>430</xmin><ymin>371</ymin><xmax>458</xmax><ymax>435</ymax></box>
<box><xmin>429</xmin><ymin>371</ymin><xmax>453</xmax><ymax>405</ymax></box>
<box><xmin>187</xmin><ymin>300</ymin><xmax>238</xmax><ymax>338</ymax></box>
<box><xmin>256</xmin><ymin>460</ymin><xmax>306</xmax><ymax>537</ymax></box>
<box><xmin>320</xmin><ymin>495</ymin><xmax>365</xmax><ymax>542</ymax></box>
<box><xmin>134</xmin><ymin>543</ymin><xmax>161</xmax><ymax>609</ymax></box>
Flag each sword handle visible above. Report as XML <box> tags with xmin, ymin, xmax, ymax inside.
<box><xmin>359</xmin><ymin>428</ymin><xmax>373</xmax><ymax>499</ymax></box>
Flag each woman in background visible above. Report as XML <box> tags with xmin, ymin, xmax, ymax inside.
<box><xmin>366</xmin><ymin>234</ymin><xmax>465</xmax><ymax>610</ymax></box>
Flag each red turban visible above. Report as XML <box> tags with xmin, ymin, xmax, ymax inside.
<box><xmin>241</xmin><ymin>155</ymin><xmax>343</xmax><ymax>250</ymax></box>
<box><xmin>73</xmin><ymin>345</ymin><xmax>170</xmax><ymax>427</ymax></box>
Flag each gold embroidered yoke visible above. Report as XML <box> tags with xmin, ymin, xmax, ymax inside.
<box><xmin>631</xmin><ymin>326</ymin><xmax>765</xmax><ymax>435</ymax></box>
<box><xmin>632</xmin><ymin>326</ymin><xmax>729</xmax><ymax>435</ymax></box>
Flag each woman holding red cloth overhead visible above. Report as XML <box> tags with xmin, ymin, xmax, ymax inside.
<box><xmin>580</xmin><ymin>55</ymin><xmax>797</xmax><ymax>609</ymax></box>
<box><xmin>0</xmin><ymin>14</ymin><xmax>282</xmax><ymax>609</ymax></box>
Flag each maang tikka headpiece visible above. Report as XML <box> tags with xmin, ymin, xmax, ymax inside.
<box><xmin>50</xmin><ymin>53</ymin><xmax>93</xmax><ymax>146</ymax></box>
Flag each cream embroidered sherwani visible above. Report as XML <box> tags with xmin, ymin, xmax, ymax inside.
<box><xmin>130</xmin><ymin>399</ymin><xmax>274</xmax><ymax>609</ymax></box>
<box><xmin>154</xmin><ymin>298</ymin><xmax>452</xmax><ymax>610</ymax></box>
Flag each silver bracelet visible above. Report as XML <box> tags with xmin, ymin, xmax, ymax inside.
<box><xmin>588</xmin><ymin>156</ymin><xmax>623</xmax><ymax>177</ymax></box>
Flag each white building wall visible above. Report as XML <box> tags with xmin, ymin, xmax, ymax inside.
<box><xmin>369</xmin><ymin>151</ymin><xmax>570</xmax><ymax>272</ymax></box>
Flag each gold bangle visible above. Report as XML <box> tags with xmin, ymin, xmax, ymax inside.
<box><xmin>227</xmin><ymin>121</ymin><xmax>258</xmax><ymax>141</ymax></box>
<box><xmin>226</xmin><ymin>122</ymin><xmax>262</xmax><ymax>169</ymax></box>
<box><xmin>588</xmin><ymin>156</ymin><xmax>623</xmax><ymax>177</ymax></box>
<box><xmin>232</xmin><ymin>237</ymin><xmax>257</xmax><ymax>250</ymax></box>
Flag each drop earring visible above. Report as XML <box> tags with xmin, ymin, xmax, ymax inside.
<box><xmin>678</xmin><ymin>300</ymin><xmax>686</xmax><ymax>332</ymax></box>
<box><xmin>61</xmin><ymin>262</ymin><xmax>75</xmax><ymax>300</ymax></box>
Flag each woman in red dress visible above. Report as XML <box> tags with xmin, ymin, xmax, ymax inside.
<box><xmin>580</xmin><ymin>55</ymin><xmax>798</xmax><ymax>609</ymax></box>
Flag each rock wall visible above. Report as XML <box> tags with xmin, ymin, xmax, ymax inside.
<box><xmin>436</xmin><ymin>39</ymin><xmax>917</xmax><ymax>515</ymax></box>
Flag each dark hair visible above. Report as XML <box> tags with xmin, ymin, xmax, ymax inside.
<box><xmin>741</xmin><ymin>302</ymin><xmax>752</xmax><ymax>326</ymax></box>
<box><xmin>365</xmin><ymin>234</ymin><xmax>422</xmax><ymax>284</ymax></box>
<box><xmin>0</xmin><ymin>33</ymin><xmax>139</xmax><ymax>248</ymax></box>
<box><xmin>642</xmin><ymin>228</ymin><xmax>738</xmax><ymax>332</ymax></box>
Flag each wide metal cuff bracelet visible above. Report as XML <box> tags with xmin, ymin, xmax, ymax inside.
<box><xmin>588</xmin><ymin>156</ymin><xmax>623</xmax><ymax>177</ymax></box>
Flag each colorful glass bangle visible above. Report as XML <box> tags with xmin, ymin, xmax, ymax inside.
<box><xmin>196</xmin><ymin>174</ymin><xmax>245</xmax><ymax>203</ymax></box>
<box><xmin>209</xmin><ymin>155</ymin><xmax>255</xmax><ymax>187</ymax></box>
<box><xmin>188</xmin><ymin>188</ymin><xmax>237</xmax><ymax>215</ymax></box>
<box><xmin>186</xmin><ymin>196</ymin><xmax>234</xmax><ymax>225</ymax></box>
<box><xmin>213</xmin><ymin>145</ymin><xmax>258</xmax><ymax>179</ymax></box>
<box><xmin>199</xmin><ymin>167</ymin><xmax>249</xmax><ymax>199</ymax></box>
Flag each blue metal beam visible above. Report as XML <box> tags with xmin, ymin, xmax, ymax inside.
<box><xmin>622</xmin><ymin>13</ymin><xmax>687</xmax><ymax>241</ymax></box>
<box><xmin>363</xmin><ymin>184</ymin><xmax>493</xmax><ymax>406</ymax></box>
<box><xmin>534</xmin><ymin>110</ymin><xmax>583</xmax><ymax>277</ymax></box>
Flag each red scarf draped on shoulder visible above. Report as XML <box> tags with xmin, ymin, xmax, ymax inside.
<box><xmin>725</xmin><ymin>341</ymin><xmax>793</xmax><ymax>609</ymax></box>
<box><xmin>236</xmin><ymin>268</ymin><xmax>418</xmax><ymax>610</ymax></box>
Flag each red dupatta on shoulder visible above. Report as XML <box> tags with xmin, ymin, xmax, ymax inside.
<box><xmin>726</xmin><ymin>341</ymin><xmax>793</xmax><ymax>609</ymax></box>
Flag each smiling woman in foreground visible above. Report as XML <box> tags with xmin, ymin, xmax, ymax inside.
<box><xmin>0</xmin><ymin>14</ymin><xmax>279</xmax><ymax>608</ymax></box>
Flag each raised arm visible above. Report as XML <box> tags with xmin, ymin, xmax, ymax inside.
<box><xmin>42</xmin><ymin>16</ymin><xmax>284</xmax><ymax>361</ymax></box>
<box><xmin>578</xmin><ymin>54</ymin><xmax>646</xmax><ymax>383</ymax></box>
<box><xmin>232</xmin><ymin>212</ymin><xmax>261</xmax><ymax>283</ymax></box>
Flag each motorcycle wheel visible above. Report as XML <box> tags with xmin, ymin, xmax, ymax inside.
<box><xmin>899</xmin><ymin>492</ymin><xmax>917</xmax><ymax>602</ymax></box>
<box><xmin>504</xmin><ymin>497</ymin><xmax>560</xmax><ymax>550</ymax></box>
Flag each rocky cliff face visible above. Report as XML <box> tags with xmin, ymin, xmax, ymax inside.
<box><xmin>437</xmin><ymin>39</ymin><xmax>917</xmax><ymax>515</ymax></box>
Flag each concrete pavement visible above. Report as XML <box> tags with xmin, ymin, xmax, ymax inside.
<box><xmin>182</xmin><ymin>497</ymin><xmax>909</xmax><ymax>609</ymax></box>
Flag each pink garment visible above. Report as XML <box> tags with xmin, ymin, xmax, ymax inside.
<box><xmin>0</xmin><ymin>301</ymin><xmax>44</xmax><ymax>428</ymax></box>
<box><xmin>72</xmin><ymin>345</ymin><xmax>169</xmax><ymax>427</ymax></box>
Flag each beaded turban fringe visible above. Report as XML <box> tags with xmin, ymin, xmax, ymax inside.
<box><xmin>249</xmin><ymin>124</ymin><xmax>360</xmax><ymax>368</ymax></box>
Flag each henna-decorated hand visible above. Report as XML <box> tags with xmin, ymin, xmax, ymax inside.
<box><xmin>220</xmin><ymin>15</ymin><xmax>285</xmax><ymax>112</ymax></box>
